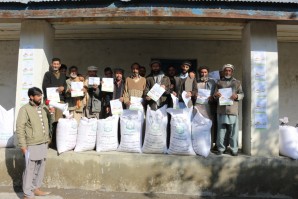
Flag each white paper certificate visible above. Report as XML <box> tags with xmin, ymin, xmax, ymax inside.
<box><xmin>196</xmin><ymin>89</ymin><xmax>211</xmax><ymax>104</ymax></box>
<box><xmin>147</xmin><ymin>83</ymin><xmax>166</xmax><ymax>102</ymax></box>
<box><xmin>46</xmin><ymin>87</ymin><xmax>60</xmax><ymax>102</ymax></box>
<box><xmin>110</xmin><ymin>99</ymin><xmax>123</xmax><ymax>115</ymax></box>
<box><xmin>219</xmin><ymin>88</ymin><xmax>233</xmax><ymax>106</ymax></box>
<box><xmin>182</xmin><ymin>91</ymin><xmax>191</xmax><ymax>107</ymax></box>
<box><xmin>171</xmin><ymin>94</ymin><xmax>179</xmax><ymax>109</ymax></box>
<box><xmin>71</xmin><ymin>82</ymin><xmax>84</xmax><ymax>97</ymax></box>
<box><xmin>129</xmin><ymin>96</ymin><xmax>143</xmax><ymax>111</ymax></box>
<box><xmin>88</xmin><ymin>77</ymin><xmax>100</xmax><ymax>86</ymax></box>
<box><xmin>102</xmin><ymin>78</ymin><xmax>114</xmax><ymax>92</ymax></box>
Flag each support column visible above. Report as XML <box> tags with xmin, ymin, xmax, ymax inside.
<box><xmin>242</xmin><ymin>21</ymin><xmax>279</xmax><ymax>156</ymax></box>
<box><xmin>15</xmin><ymin>20</ymin><xmax>54</xmax><ymax>115</ymax></box>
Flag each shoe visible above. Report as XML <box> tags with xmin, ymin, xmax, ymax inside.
<box><xmin>34</xmin><ymin>189</ymin><xmax>51</xmax><ymax>196</ymax></box>
<box><xmin>231</xmin><ymin>151</ymin><xmax>238</xmax><ymax>156</ymax></box>
<box><xmin>216</xmin><ymin>151</ymin><xmax>223</xmax><ymax>155</ymax></box>
<box><xmin>211</xmin><ymin>145</ymin><xmax>218</xmax><ymax>152</ymax></box>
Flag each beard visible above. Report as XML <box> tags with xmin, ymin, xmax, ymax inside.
<box><xmin>32</xmin><ymin>99</ymin><xmax>41</xmax><ymax>106</ymax></box>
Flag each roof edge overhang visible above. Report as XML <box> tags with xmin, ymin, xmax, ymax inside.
<box><xmin>0</xmin><ymin>1</ymin><xmax>298</xmax><ymax>22</ymax></box>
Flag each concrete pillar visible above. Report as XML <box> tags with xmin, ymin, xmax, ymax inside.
<box><xmin>242</xmin><ymin>21</ymin><xmax>279</xmax><ymax>156</ymax></box>
<box><xmin>15</xmin><ymin>20</ymin><xmax>54</xmax><ymax>115</ymax></box>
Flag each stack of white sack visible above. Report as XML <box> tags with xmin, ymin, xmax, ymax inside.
<box><xmin>56</xmin><ymin>118</ymin><xmax>78</xmax><ymax>154</ymax></box>
<box><xmin>279</xmin><ymin>125</ymin><xmax>298</xmax><ymax>159</ymax></box>
<box><xmin>96</xmin><ymin>115</ymin><xmax>119</xmax><ymax>152</ymax></box>
<box><xmin>142</xmin><ymin>105</ymin><xmax>168</xmax><ymax>154</ymax></box>
<box><xmin>166</xmin><ymin>107</ymin><xmax>195</xmax><ymax>155</ymax></box>
<box><xmin>118</xmin><ymin>110</ymin><xmax>143</xmax><ymax>153</ymax></box>
<box><xmin>0</xmin><ymin>105</ymin><xmax>14</xmax><ymax>148</ymax></box>
<box><xmin>191</xmin><ymin>108</ymin><xmax>212</xmax><ymax>157</ymax></box>
<box><xmin>74</xmin><ymin>117</ymin><xmax>97</xmax><ymax>152</ymax></box>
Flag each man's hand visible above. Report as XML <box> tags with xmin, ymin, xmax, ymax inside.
<box><xmin>172</xmin><ymin>91</ymin><xmax>177</xmax><ymax>97</ymax></box>
<box><xmin>185</xmin><ymin>91</ymin><xmax>192</xmax><ymax>98</ymax></box>
<box><xmin>146</xmin><ymin>96</ymin><xmax>151</xmax><ymax>101</ymax></box>
<box><xmin>160</xmin><ymin>85</ymin><xmax>165</xmax><ymax>89</ymax></box>
<box><xmin>230</xmin><ymin>93</ymin><xmax>238</xmax><ymax>100</ymax></box>
<box><xmin>214</xmin><ymin>91</ymin><xmax>221</xmax><ymax>98</ymax></box>
<box><xmin>119</xmin><ymin>97</ymin><xmax>124</xmax><ymax>102</ymax></box>
<box><xmin>57</xmin><ymin>86</ymin><xmax>64</xmax><ymax>93</ymax></box>
<box><xmin>93</xmin><ymin>84</ymin><xmax>98</xmax><ymax>89</ymax></box>
<box><xmin>49</xmin><ymin>107</ymin><xmax>55</xmax><ymax>113</ymax></box>
<box><xmin>21</xmin><ymin>147</ymin><xmax>27</xmax><ymax>155</ymax></box>
<box><xmin>125</xmin><ymin>101</ymin><xmax>131</xmax><ymax>106</ymax></box>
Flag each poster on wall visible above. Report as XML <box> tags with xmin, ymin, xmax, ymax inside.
<box><xmin>20</xmin><ymin>46</ymin><xmax>35</xmax><ymax>106</ymax></box>
<box><xmin>252</xmin><ymin>51</ymin><xmax>268</xmax><ymax>129</ymax></box>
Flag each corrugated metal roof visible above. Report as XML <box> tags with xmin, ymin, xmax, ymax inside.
<box><xmin>2</xmin><ymin>0</ymin><xmax>298</xmax><ymax>3</ymax></box>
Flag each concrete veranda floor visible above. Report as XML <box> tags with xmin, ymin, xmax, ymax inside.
<box><xmin>0</xmin><ymin>186</ymin><xmax>292</xmax><ymax>199</ymax></box>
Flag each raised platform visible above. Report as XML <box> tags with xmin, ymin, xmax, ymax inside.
<box><xmin>0</xmin><ymin>148</ymin><xmax>297</xmax><ymax>198</ymax></box>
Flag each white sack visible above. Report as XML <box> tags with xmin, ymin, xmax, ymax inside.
<box><xmin>166</xmin><ymin>107</ymin><xmax>195</xmax><ymax>155</ymax></box>
<box><xmin>192</xmin><ymin>109</ymin><xmax>212</xmax><ymax>157</ymax></box>
<box><xmin>96</xmin><ymin>115</ymin><xmax>119</xmax><ymax>152</ymax></box>
<box><xmin>118</xmin><ymin>110</ymin><xmax>143</xmax><ymax>153</ymax></box>
<box><xmin>56</xmin><ymin>118</ymin><xmax>78</xmax><ymax>154</ymax></box>
<box><xmin>279</xmin><ymin>125</ymin><xmax>298</xmax><ymax>159</ymax></box>
<box><xmin>0</xmin><ymin>105</ymin><xmax>14</xmax><ymax>148</ymax></box>
<box><xmin>74</xmin><ymin>117</ymin><xmax>97</xmax><ymax>152</ymax></box>
<box><xmin>142</xmin><ymin>106</ymin><xmax>168</xmax><ymax>154</ymax></box>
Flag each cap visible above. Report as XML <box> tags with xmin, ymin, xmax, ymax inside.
<box><xmin>150</xmin><ymin>60</ymin><xmax>161</xmax><ymax>66</ymax></box>
<box><xmin>87</xmin><ymin>66</ymin><xmax>98</xmax><ymax>71</ymax></box>
<box><xmin>182</xmin><ymin>61</ymin><xmax>192</xmax><ymax>67</ymax></box>
<box><xmin>222</xmin><ymin>64</ymin><xmax>234</xmax><ymax>71</ymax></box>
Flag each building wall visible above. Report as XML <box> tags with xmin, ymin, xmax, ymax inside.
<box><xmin>0</xmin><ymin>39</ymin><xmax>297</xmax><ymax>126</ymax></box>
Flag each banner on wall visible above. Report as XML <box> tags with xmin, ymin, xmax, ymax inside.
<box><xmin>252</xmin><ymin>51</ymin><xmax>268</xmax><ymax>129</ymax></box>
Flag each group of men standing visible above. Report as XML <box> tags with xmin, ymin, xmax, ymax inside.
<box><xmin>16</xmin><ymin>57</ymin><xmax>243</xmax><ymax>199</ymax></box>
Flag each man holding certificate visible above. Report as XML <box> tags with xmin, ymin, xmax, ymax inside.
<box><xmin>84</xmin><ymin>65</ymin><xmax>102</xmax><ymax>119</ymax></box>
<box><xmin>213</xmin><ymin>64</ymin><xmax>244</xmax><ymax>156</ymax></box>
<box><xmin>144</xmin><ymin>60</ymin><xmax>171</xmax><ymax>110</ymax></box>
<box><xmin>195</xmin><ymin>66</ymin><xmax>217</xmax><ymax>150</ymax></box>
<box><xmin>65</xmin><ymin>66</ymin><xmax>86</xmax><ymax>123</ymax></box>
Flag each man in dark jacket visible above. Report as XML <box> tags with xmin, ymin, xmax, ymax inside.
<box><xmin>84</xmin><ymin>65</ymin><xmax>102</xmax><ymax>119</ymax></box>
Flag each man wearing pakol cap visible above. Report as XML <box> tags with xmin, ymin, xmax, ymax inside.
<box><xmin>83</xmin><ymin>65</ymin><xmax>102</xmax><ymax>119</ymax></box>
<box><xmin>213</xmin><ymin>64</ymin><xmax>244</xmax><ymax>156</ymax></box>
<box><xmin>177</xmin><ymin>61</ymin><xmax>197</xmax><ymax>108</ymax></box>
<box><xmin>144</xmin><ymin>60</ymin><xmax>171</xmax><ymax>110</ymax></box>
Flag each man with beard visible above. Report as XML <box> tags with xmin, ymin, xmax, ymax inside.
<box><xmin>113</xmin><ymin>68</ymin><xmax>125</xmax><ymax>103</ymax></box>
<box><xmin>16</xmin><ymin>87</ymin><xmax>53</xmax><ymax>199</ymax></box>
<box><xmin>177</xmin><ymin>61</ymin><xmax>197</xmax><ymax>108</ymax></box>
<box><xmin>102</xmin><ymin>67</ymin><xmax>114</xmax><ymax>118</ymax></box>
<box><xmin>144</xmin><ymin>60</ymin><xmax>171</xmax><ymax>110</ymax></box>
<box><xmin>65</xmin><ymin>66</ymin><xmax>86</xmax><ymax>123</ymax></box>
<box><xmin>213</xmin><ymin>64</ymin><xmax>244</xmax><ymax>156</ymax></box>
<box><xmin>195</xmin><ymin>66</ymin><xmax>217</xmax><ymax>150</ymax></box>
<box><xmin>123</xmin><ymin>63</ymin><xmax>146</xmax><ymax>110</ymax></box>
<box><xmin>84</xmin><ymin>65</ymin><xmax>102</xmax><ymax>119</ymax></box>
<box><xmin>139</xmin><ymin>66</ymin><xmax>147</xmax><ymax>77</ymax></box>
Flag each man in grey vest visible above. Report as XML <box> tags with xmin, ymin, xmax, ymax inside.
<box><xmin>16</xmin><ymin>87</ymin><xmax>52</xmax><ymax>199</ymax></box>
<box><xmin>214</xmin><ymin>64</ymin><xmax>244</xmax><ymax>156</ymax></box>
